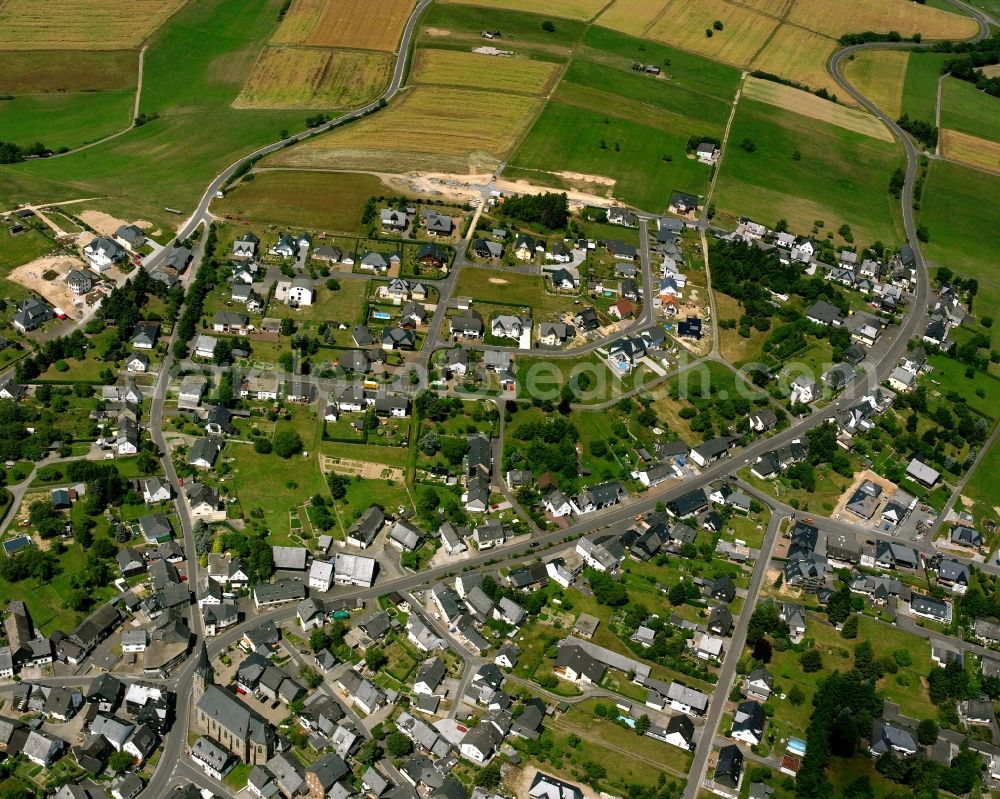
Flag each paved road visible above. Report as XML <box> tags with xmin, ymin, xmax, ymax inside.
<box><xmin>683</xmin><ymin>508</ymin><xmax>784</xmax><ymax>798</ymax></box>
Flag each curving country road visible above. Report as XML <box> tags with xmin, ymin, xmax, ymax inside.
<box><xmin>143</xmin><ymin>0</ymin><xmax>433</xmax><ymax>267</ymax></box>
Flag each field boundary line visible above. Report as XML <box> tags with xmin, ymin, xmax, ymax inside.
<box><xmin>935</xmin><ymin>71</ymin><xmax>947</xmax><ymax>156</ymax></box>
<box><xmin>640</xmin><ymin>0</ymin><xmax>677</xmax><ymax>40</ymax></box>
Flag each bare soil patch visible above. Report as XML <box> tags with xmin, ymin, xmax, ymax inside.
<box><xmin>78</xmin><ymin>210</ymin><xmax>150</xmax><ymax>237</ymax></box>
<box><xmin>9</xmin><ymin>255</ymin><xmax>90</xmax><ymax>319</ymax></box>
<box><xmin>488</xmin><ymin>278</ymin><xmax>509</xmax><ymax>285</ymax></box>
<box><xmin>321</xmin><ymin>455</ymin><xmax>403</xmax><ymax>481</ymax></box>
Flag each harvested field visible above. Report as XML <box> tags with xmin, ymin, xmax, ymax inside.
<box><xmin>644</xmin><ymin>0</ymin><xmax>779</xmax><ymax>67</ymax></box>
<box><xmin>732</xmin><ymin>0</ymin><xmax>790</xmax><ymax>15</ymax></box>
<box><xmin>787</xmin><ymin>0</ymin><xmax>978</xmax><ymax>39</ymax></box>
<box><xmin>9</xmin><ymin>256</ymin><xmax>89</xmax><ymax>320</ymax></box>
<box><xmin>410</xmin><ymin>48</ymin><xmax>560</xmax><ymax>95</ymax></box>
<box><xmin>940</xmin><ymin>129</ymin><xmax>1000</xmax><ymax>174</ymax></box>
<box><xmin>841</xmin><ymin>50</ymin><xmax>909</xmax><ymax>119</ymax></box>
<box><xmin>272</xmin><ymin>0</ymin><xmax>415</xmax><ymax>51</ymax></box>
<box><xmin>437</xmin><ymin>0</ymin><xmax>607</xmax><ymax>19</ymax></box>
<box><xmin>742</xmin><ymin>76</ymin><xmax>893</xmax><ymax>141</ymax></box>
<box><xmin>982</xmin><ymin>64</ymin><xmax>1000</xmax><ymax>78</ymax></box>
<box><xmin>750</xmin><ymin>25</ymin><xmax>843</xmax><ymax>100</ymax></box>
<box><xmin>266</xmin><ymin>86</ymin><xmax>542</xmax><ymax>174</ymax></box>
<box><xmin>0</xmin><ymin>0</ymin><xmax>188</xmax><ymax>50</ymax></box>
<box><xmin>0</xmin><ymin>50</ymin><xmax>137</xmax><ymax>93</ymax></box>
<box><xmin>236</xmin><ymin>46</ymin><xmax>393</xmax><ymax>109</ymax></box>
<box><xmin>596</xmin><ymin>0</ymin><xmax>670</xmax><ymax>37</ymax></box>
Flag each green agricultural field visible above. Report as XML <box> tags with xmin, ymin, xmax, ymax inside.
<box><xmin>507</xmin><ymin>100</ymin><xmax>710</xmax><ymax>212</ymax></box>
<box><xmin>918</xmin><ymin>160</ymin><xmax>1000</xmax><ymax>347</ymax></box>
<box><xmin>558</xmin><ymin>58</ymin><xmax>733</xmax><ymax>130</ymax></box>
<box><xmin>901</xmin><ymin>52</ymin><xmax>952</xmax><ymax>122</ymax></box>
<box><xmin>415</xmin><ymin>4</ymin><xmax>587</xmax><ymax>59</ymax></box>
<box><xmin>580</xmin><ymin>27</ymin><xmax>741</xmax><ymax>104</ymax></box>
<box><xmin>713</xmin><ymin>98</ymin><xmax>905</xmax><ymax>247</ymax></box>
<box><xmin>215</xmin><ymin>171</ymin><xmax>390</xmax><ymax>234</ymax></box>
<box><xmin>0</xmin><ymin>0</ymin><xmax>303</xmax><ymax>231</ymax></box>
<box><xmin>940</xmin><ymin>76</ymin><xmax>1000</xmax><ymax>141</ymax></box>
<box><xmin>0</xmin><ymin>90</ymin><xmax>134</xmax><ymax>152</ymax></box>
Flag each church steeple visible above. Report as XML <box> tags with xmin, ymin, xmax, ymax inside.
<box><xmin>192</xmin><ymin>640</ymin><xmax>213</xmax><ymax>704</ymax></box>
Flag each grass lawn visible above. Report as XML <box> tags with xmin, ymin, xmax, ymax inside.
<box><xmin>742</xmin><ymin>465</ymin><xmax>856</xmax><ymax>516</ymax></box>
<box><xmin>272</xmin><ymin>278</ymin><xmax>369</xmax><ymax>325</ymax></box>
<box><xmin>506</xmin><ymin>99</ymin><xmax>710</xmax><ymax>213</ymax></box>
<box><xmin>918</xmin><ymin>160</ymin><xmax>1000</xmax><ymax>349</ymax></box>
<box><xmin>0</xmin><ymin>225</ymin><xmax>57</xmax><ymax>273</ymax></box>
<box><xmin>224</xmin><ymin>762</ymin><xmax>252</xmax><ymax>790</ymax></box>
<box><xmin>383</xmin><ymin>639</ymin><xmax>417</xmax><ymax>682</ymax></box>
<box><xmin>513</xmin><ymin>352</ymin><xmax>614</xmax><ymax>403</ymax></box>
<box><xmin>227</xmin><ymin>443</ymin><xmax>330</xmax><ymax>544</ymax></box>
<box><xmin>940</xmin><ymin>76</ymin><xmax>1000</xmax><ymax>141</ymax></box>
<box><xmin>0</xmin><ymin>535</ymin><xmax>117</xmax><ymax>635</ymax></box>
<box><xmin>715</xmin><ymin>291</ymin><xmax>767</xmax><ymax>366</ymax></box>
<box><xmin>333</xmin><ymin>477</ymin><xmax>413</xmax><ymax>536</ymax></box>
<box><xmin>453</xmin><ymin>268</ymin><xmax>581</xmax><ymax>319</ymax></box>
<box><xmin>550</xmin><ymin>698</ymin><xmax>693</xmax><ymax>781</ymax></box>
<box><xmin>318</xmin><ymin>439</ymin><xmax>411</xmax><ymax>469</ymax></box>
<box><xmin>713</xmin><ymin>98</ymin><xmax>905</xmax><ymax>248</ymax></box>
<box><xmin>0</xmin><ymin>90</ymin><xmax>134</xmax><ymax>152</ymax></box>
<box><xmin>924</xmin><ymin>353</ymin><xmax>1000</xmax><ymax>420</ymax></box>
<box><xmin>0</xmin><ymin>0</ymin><xmax>304</xmax><ymax>231</ymax></box>
<box><xmin>214</xmin><ymin>170</ymin><xmax>393</xmax><ymax>234</ymax></box>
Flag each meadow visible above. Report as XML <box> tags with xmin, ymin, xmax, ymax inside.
<box><xmin>452</xmin><ymin>269</ymin><xmax>579</xmax><ymax>318</ymax></box>
<box><xmin>963</xmin><ymin>437</ymin><xmax>1000</xmax><ymax>534</ymax></box>
<box><xmin>712</xmin><ymin>98</ymin><xmax>905</xmax><ymax>246</ymax></box>
<box><xmin>416</xmin><ymin>4</ymin><xmax>587</xmax><ymax>60</ymax></box>
<box><xmin>236</xmin><ymin>47</ymin><xmax>394</xmax><ymax>109</ymax></box>
<box><xmin>918</xmin><ymin>160</ymin><xmax>1000</xmax><ymax>347</ymax></box>
<box><xmin>901</xmin><ymin>52</ymin><xmax>952</xmax><ymax>121</ymax></box>
<box><xmin>940</xmin><ymin>76</ymin><xmax>1000</xmax><ymax>141</ymax></box>
<box><xmin>272</xmin><ymin>0</ymin><xmax>415</xmax><ymax>51</ymax></box>
<box><xmin>214</xmin><ymin>171</ymin><xmax>392</xmax><ymax>232</ymax></box>
<box><xmin>0</xmin><ymin>0</ymin><xmax>188</xmax><ymax>50</ymax></box>
<box><xmin>841</xmin><ymin>50</ymin><xmax>909</xmax><ymax>118</ymax></box>
<box><xmin>0</xmin><ymin>0</ymin><xmax>304</xmax><ymax>230</ymax></box>
<box><xmin>266</xmin><ymin>86</ymin><xmax>542</xmax><ymax>174</ymax></box>
<box><xmin>580</xmin><ymin>27</ymin><xmax>742</xmax><ymax>103</ymax></box>
<box><xmin>0</xmin><ymin>91</ymin><xmax>135</xmax><ymax>151</ymax></box>
<box><xmin>410</xmin><ymin>48</ymin><xmax>561</xmax><ymax>95</ymax></box>
<box><xmin>560</xmin><ymin>58</ymin><xmax>734</xmax><ymax>129</ymax></box>
<box><xmin>0</xmin><ymin>50</ymin><xmax>137</xmax><ymax>93</ymax></box>
<box><xmin>506</xmin><ymin>101</ymin><xmax>710</xmax><ymax>211</ymax></box>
